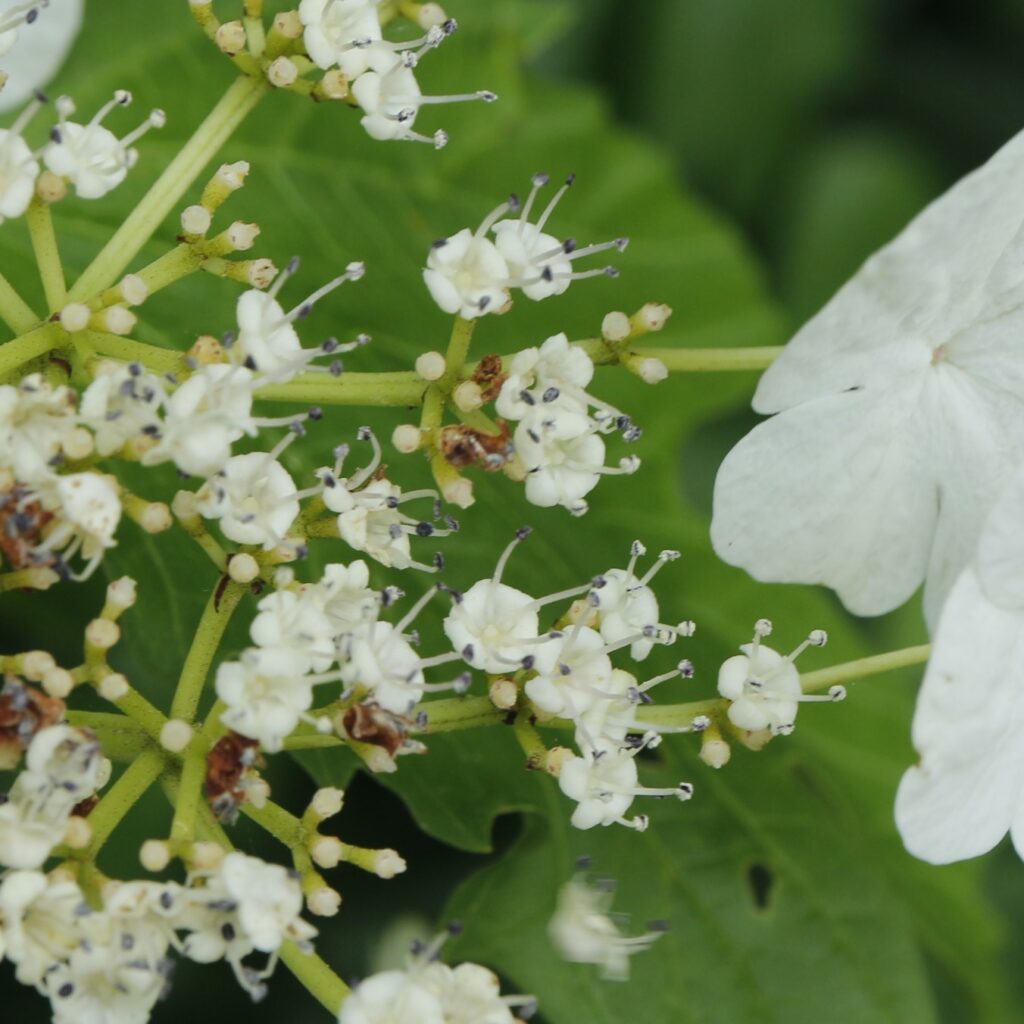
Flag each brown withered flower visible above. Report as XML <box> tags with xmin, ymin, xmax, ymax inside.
<box><xmin>0</xmin><ymin>676</ymin><xmax>65</xmax><ymax>769</ymax></box>
<box><xmin>206</xmin><ymin>731</ymin><xmax>264</xmax><ymax>824</ymax></box>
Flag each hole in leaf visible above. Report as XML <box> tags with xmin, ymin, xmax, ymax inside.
<box><xmin>746</xmin><ymin>861</ymin><xmax>775</xmax><ymax>911</ymax></box>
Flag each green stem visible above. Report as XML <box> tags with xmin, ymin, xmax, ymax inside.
<box><xmin>25</xmin><ymin>198</ymin><xmax>67</xmax><ymax>311</ymax></box>
<box><xmin>69</xmin><ymin>74</ymin><xmax>269</xmax><ymax>302</ymax></box>
<box><xmin>631</xmin><ymin>345</ymin><xmax>783</xmax><ymax>372</ymax></box>
<box><xmin>78</xmin><ymin>749</ymin><xmax>164</xmax><ymax>859</ymax></box>
<box><xmin>67</xmin><ymin>711</ymin><xmax>149</xmax><ymax>762</ymax></box>
<box><xmin>419</xmin><ymin>695</ymin><xmax>504</xmax><ymax>733</ymax></box>
<box><xmin>82</xmin><ymin>331</ymin><xmax>186</xmax><ymax>374</ymax></box>
<box><xmin>0</xmin><ymin>271</ymin><xmax>39</xmax><ymax>334</ymax></box>
<box><xmin>255</xmin><ymin>370</ymin><xmax>425</xmax><ymax>407</ymax></box>
<box><xmin>170</xmin><ymin>736</ymin><xmax>209</xmax><ymax>845</ymax></box>
<box><xmin>799</xmin><ymin>644</ymin><xmax>931</xmax><ymax>692</ymax></box>
<box><xmin>0</xmin><ymin>324</ymin><xmax>59</xmax><ymax>379</ymax></box>
<box><xmin>169</xmin><ymin>578</ymin><xmax>246</xmax><ymax>722</ymax></box>
<box><xmin>132</xmin><ymin>243</ymin><xmax>206</xmax><ymax>297</ymax></box>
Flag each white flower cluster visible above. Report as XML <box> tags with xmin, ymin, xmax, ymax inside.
<box><xmin>496</xmin><ymin>332</ymin><xmax>641</xmax><ymax>515</ymax></box>
<box><xmin>298</xmin><ymin>0</ymin><xmax>495</xmax><ymax>147</ymax></box>
<box><xmin>442</xmin><ymin>532</ymin><xmax>696</xmax><ymax>831</ymax></box>
<box><xmin>339</xmin><ymin>924</ymin><xmax>535</xmax><ymax>1024</ymax></box>
<box><xmin>708</xmin><ymin>122</ymin><xmax>1024</xmax><ymax>866</ymax></box>
<box><xmin>216</xmin><ymin>558</ymin><xmax>466</xmax><ymax>752</ymax></box>
<box><xmin>0</xmin><ymin>852</ymin><xmax>314</xmax><ymax>1021</ymax></box>
<box><xmin>0</xmin><ymin>87</ymin><xmax>163</xmax><ymax>223</ymax></box>
<box><xmin>424</xmin><ymin>174</ymin><xmax>627</xmax><ymax>319</ymax></box>
<box><xmin>548</xmin><ymin>871</ymin><xmax>666</xmax><ymax>981</ymax></box>
<box><xmin>0</xmin><ymin>373</ymin><xmax>122</xmax><ymax>580</ymax></box>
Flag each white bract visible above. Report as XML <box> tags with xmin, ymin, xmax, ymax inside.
<box><xmin>45</xmin><ymin>91</ymin><xmax>165</xmax><ymax>199</ymax></box>
<box><xmin>717</xmin><ymin>620</ymin><xmax>838</xmax><ymax>737</ymax></box>
<box><xmin>711</xmin><ymin>128</ymin><xmax>1024</xmax><ymax>629</ymax></box>
<box><xmin>0</xmin><ymin>0</ymin><xmax>83</xmax><ymax>113</ymax></box>
<box><xmin>896</xmin><ymin>466</ymin><xmax>1024</xmax><ymax>864</ymax></box>
<box><xmin>548</xmin><ymin>875</ymin><xmax>665</xmax><ymax>981</ymax></box>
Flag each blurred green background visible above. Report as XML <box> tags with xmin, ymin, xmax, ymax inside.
<box><xmin>3</xmin><ymin>1</ymin><xmax>1024</xmax><ymax>1021</ymax></box>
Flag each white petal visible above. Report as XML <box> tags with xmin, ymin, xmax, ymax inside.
<box><xmin>754</xmin><ymin>126</ymin><xmax>1024</xmax><ymax>413</ymax></box>
<box><xmin>895</xmin><ymin>566</ymin><xmax>1024</xmax><ymax>863</ymax></box>
<box><xmin>975</xmin><ymin>462</ymin><xmax>1024</xmax><ymax>610</ymax></box>
<box><xmin>0</xmin><ymin>0</ymin><xmax>83</xmax><ymax>113</ymax></box>
<box><xmin>711</xmin><ymin>384</ymin><xmax>936</xmax><ymax>616</ymax></box>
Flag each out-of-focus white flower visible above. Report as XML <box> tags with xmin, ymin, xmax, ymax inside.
<box><xmin>711</xmin><ymin>128</ymin><xmax>1024</xmax><ymax>629</ymax></box>
<box><xmin>35</xmin><ymin>472</ymin><xmax>122</xmax><ymax>580</ymax></box>
<box><xmin>0</xmin><ymin>91</ymin><xmax>42</xmax><ymax>221</ymax></box>
<box><xmin>45</xmin><ymin>91</ymin><xmax>165</xmax><ymax>199</ymax></box>
<box><xmin>0</xmin><ymin>869</ymin><xmax>82</xmax><ymax>985</ymax></box>
<box><xmin>0</xmin><ymin>372</ymin><xmax>79</xmax><ymax>482</ymax></box>
<box><xmin>549</xmin><ymin>874</ymin><xmax>666</xmax><ymax>981</ymax></box>
<box><xmin>0</xmin><ymin>0</ymin><xmax>84</xmax><ymax>114</ymax></box>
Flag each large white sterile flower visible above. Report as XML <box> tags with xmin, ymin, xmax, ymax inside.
<box><xmin>0</xmin><ymin>0</ymin><xmax>84</xmax><ymax>113</ymax></box>
<box><xmin>896</xmin><ymin>465</ymin><xmax>1024</xmax><ymax>864</ymax></box>
<box><xmin>711</xmin><ymin>128</ymin><xmax>1024</xmax><ymax>628</ymax></box>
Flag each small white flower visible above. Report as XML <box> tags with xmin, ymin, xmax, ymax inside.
<box><xmin>231</xmin><ymin>258</ymin><xmax>365</xmax><ymax>383</ymax></box>
<box><xmin>516</xmin><ymin>416</ymin><xmax>607</xmax><ymax>515</ymax></box>
<box><xmin>0</xmin><ymin>0</ymin><xmax>83</xmax><ymax>114</ymax></box>
<box><xmin>341</xmin><ymin>620</ymin><xmax>426</xmax><ymax>715</ymax></box>
<box><xmin>525</xmin><ymin>625</ymin><xmax>614</xmax><ymax>719</ymax></box>
<box><xmin>549</xmin><ymin>874</ymin><xmax>666</xmax><ymax>981</ymax></box>
<box><xmin>250</xmin><ymin>588</ymin><xmax>337</xmax><ymax>674</ymax></box>
<box><xmin>196</xmin><ymin>450</ymin><xmax>301</xmax><ymax>551</ymax></box>
<box><xmin>420</xmin><ymin>961</ymin><xmax>532</xmax><ymax>1024</ymax></box>
<box><xmin>340</xmin><ymin>970</ymin><xmax>445</xmax><ymax>1024</ymax></box>
<box><xmin>0</xmin><ymin>869</ymin><xmax>82</xmax><ymax>985</ymax></box>
<box><xmin>895</xmin><ymin>465</ymin><xmax>1024</xmax><ymax>864</ymax></box>
<box><xmin>423</xmin><ymin>215</ymin><xmax>512</xmax><ymax>319</ymax></box>
<box><xmin>495</xmin><ymin>332</ymin><xmax>595</xmax><ymax>420</ymax></box>
<box><xmin>37</xmin><ymin>471</ymin><xmax>122</xmax><ymax>580</ymax></box>
<box><xmin>183</xmin><ymin>853</ymin><xmax>315</xmax><ymax>998</ymax></box>
<box><xmin>717</xmin><ymin>620</ymin><xmax>839</xmax><ymax>736</ymax></box>
<box><xmin>492</xmin><ymin>173</ymin><xmax>626</xmax><ymax>301</ymax></box>
<box><xmin>143</xmin><ymin>364</ymin><xmax>257</xmax><ymax>477</ymax></box>
<box><xmin>0</xmin><ymin>372</ymin><xmax>78</xmax><ymax>482</ymax></box>
<box><xmin>710</xmin><ymin>127</ymin><xmax>1024</xmax><ymax>629</ymax></box>
<box><xmin>79</xmin><ymin>361</ymin><xmax>165</xmax><ymax>456</ymax></box>
<box><xmin>216</xmin><ymin>648</ymin><xmax>315</xmax><ymax>752</ymax></box>
<box><xmin>351</xmin><ymin>29</ymin><xmax>494</xmax><ymax>147</ymax></box>
<box><xmin>298</xmin><ymin>0</ymin><xmax>382</xmax><ymax>76</ymax></box>
<box><xmin>0</xmin><ymin>91</ymin><xmax>42</xmax><ymax>221</ymax></box>
<box><xmin>45</xmin><ymin>91</ymin><xmax>164</xmax><ymax>199</ymax></box>
<box><xmin>315</xmin><ymin>560</ymin><xmax>379</xmax><ymax>632</ymax></box>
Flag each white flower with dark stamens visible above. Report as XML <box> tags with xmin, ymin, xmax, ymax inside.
<box><xmin>895</xmin><ymin>466</ymin><xmax>1024</xmax><ymax>864</ymax></box>
<box><xmin>559</xmin><ymin>740</ymin><xmax>690</xmax><ymax>831</ymax></box>
<box><xmin>717</xmin><ymin>619</ymin><xmax>840</xmax><ymax>736</ymax></box>
<box><xmin>196</xmin><ymin>446</ymin><xmax>301</xmax><ymax>551</ymax></box>
<box><xmin>525</xmin><ymin>624</ymin><xmax>613</xmax><ymax>719</ymax></box>
<box><xmin>143</xmin><ymin>364</ymin><xmax>257</xmax><ymax>477</ymax></box>
<box><xmin>0</xmin><ymin>372</ymin><xmax>78</xmax><ymax>482</ymax></box>
<box><xmin>33</xmin><ymin>472</ymin><xmax>122</xmax><ymax>581</ymax></box>
<box><xmin>0</xmin><ymin>724</ymin><xmax>104</xmax><ymax>868</ymax></box>
<box><xmin>341</xmin><ymin>620</ymin><xmax>426</xmax><ymax>714</ymax></box>
<box><xmin>588</xmin><ymin>543</ymin><xmax>682</xmax><ymax>660</ymax></box>
<box><xmin>339</xmin><ymin>971</ymin><xmax>445</xmax><ymax>1024</ymax></box>
<box><xmin>182</xmin><ymin>853</ymin><xmax>315</xmax><ymax>999</ymax></box>
<box><xmin>0</xmin><ymin>1</ymin><xmax>83</xmax><ymax>114</ymax></box>
<box><xmin>79</xmin><ymin>361</ymin><xmax>165</xmax><ymax>456</ymax></box>
<box><xmin>549</xmin><ymin>874</ymin><xmax>666</xmax><ymax>981</ymax></box>
<box><xmin>45</xmin><ymin>884</ymin><xmax>175</xmax><ymax>1024</ymax></box>
<box><xmin>320</xmin><ymin>430</ymin><xmax>448</xmax><ymax>570</ymax></box>
<box><xmin>231</xmin><ymin>258</ymin><xmax>366</xmax><ymax>383</ymax></box>
<box><xmin>495</xmin><ymin>332</ymin><xmax>595</xmax><ymax>420</ymax></box>
<box><xmin>297</xmin><ymin>0</ymin><xmax>382</xmax><ymax>76</ymax></box>
<box><xmin>710</xmin><ymin>128</ymin><xmax>1024</xmax><ymax>630</ymax></box>
<box><xmin>575</xmin><ymin>668</ymin><xmax>640</xmax><ymax>747</ymax></box>
<box><xmin>492</xmin><ymin>174</ymin><xmax>626</xmax><ymax>301</ymax></box>
<box><xmin>0</xmin><ymin>870</ymin><xmax>82</xmax><ymax>985</ymax></box>
<box><xmin>249</xmin><ymin>588</ymin><xmax>336</xmax><ymax>674</ymax></box>
<box><xmin>314</xmin><ymin>560</ymin><xmax>379</xmax><ymax>632</ymax></box>
<box><xmin>215</xmin><ymin>648</ymin><xmax>316</xmax><ymax>753</ymax></box>
<box><xmin>352</xmin><ymin>29</ymin><xmax>495</xmax><ymax>147</ymax></box>
<box><xmin>443</xmin><ymin>530</ymin><xmax>542</xmax><ymax>673</ymax></box>
<box><xmin>45</xmin><ymin>91</ymin><xmax>165</xmax><ymax>199</ymax></box>
<box><xmin>423</xmin><ymin>197</ymin><xmax>515</xmax><ymax>319</ymax></box>
<box><xmin>0</xmin><ymin>91</ymin><xmax>43</xmax><ymax>220</ymax></box>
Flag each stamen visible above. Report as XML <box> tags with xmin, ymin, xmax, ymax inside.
<box><xmin>535</xmin><ymin>173</ymin><xmax>575</xmax><ymax>233</ymax></box>
<box><xmin>492</xmin><ymin>526</ymin><xmax>531</xmax><ymax>584</ymax></box>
